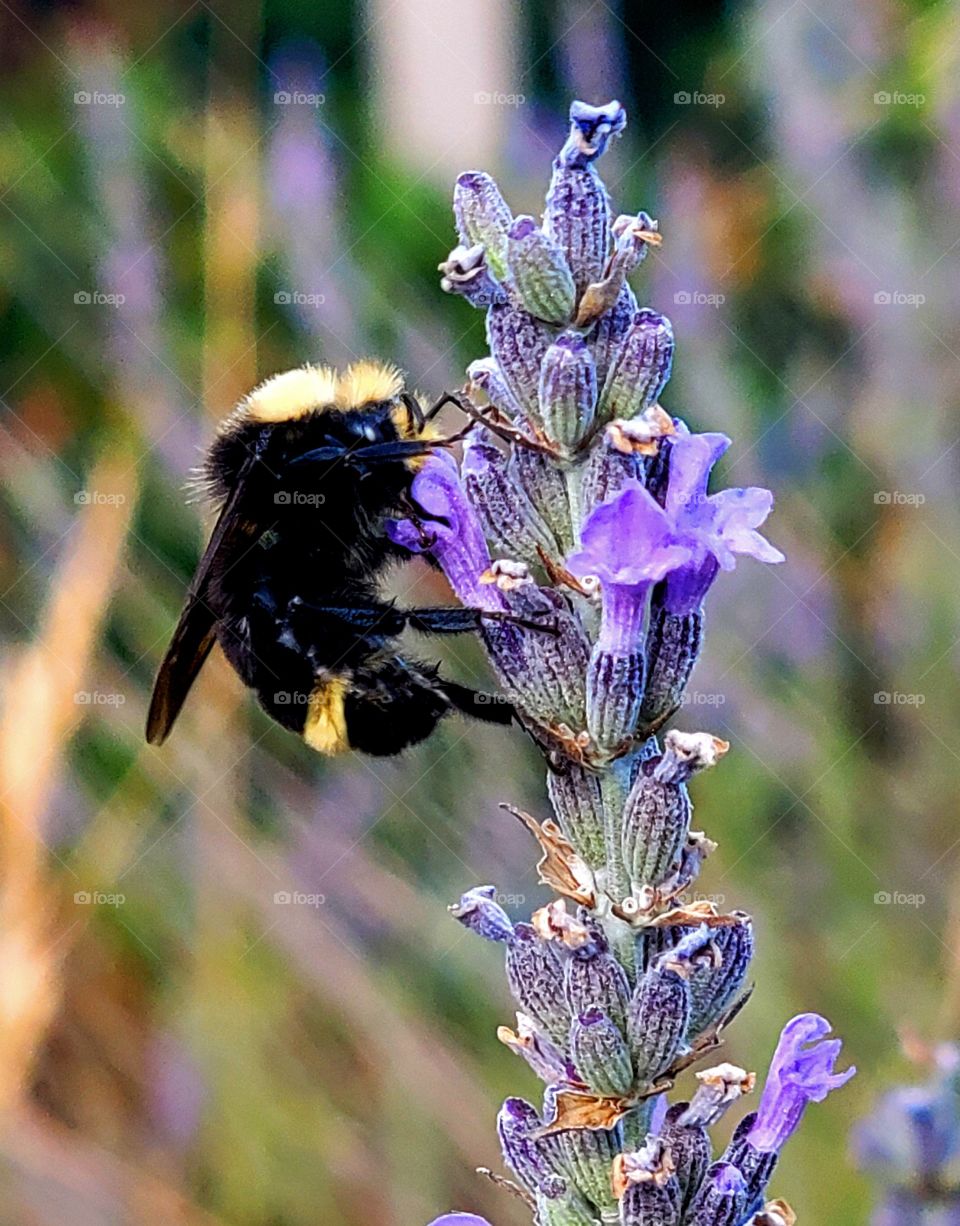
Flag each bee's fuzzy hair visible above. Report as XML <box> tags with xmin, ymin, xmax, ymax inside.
<box><xmin>235</xmin><ymin>360</ymin><xmax>405</xmax><ymax>425</ymax></box>
<box><xmin>185</xmin><ymin>360</ymin><xmax>411</xmax><ymax>507</ymax></box>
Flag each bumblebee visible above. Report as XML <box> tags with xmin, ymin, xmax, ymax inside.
<box><xmin>146</xmin><ymin>360</ymin><xmax>530</xmax><ymax>756</ymax></box>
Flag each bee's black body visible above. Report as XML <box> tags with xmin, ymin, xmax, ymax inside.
<box><xmin>146</xmin><ymin>362</ymin><xmax>516</xmax><ymax>756</ymax></box>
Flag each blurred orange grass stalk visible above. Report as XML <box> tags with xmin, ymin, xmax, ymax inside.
<box><xmin>0</xmin><ymin>452</ymin><xmax>136</xmax><ymax>1110</ymax></box>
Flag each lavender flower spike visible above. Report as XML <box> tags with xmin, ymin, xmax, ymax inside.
<box><xmin>419</xmin><ymin>97</ymin><xmax>852</xmax><ymax>1226</ymax></box>
<box><xmin>747</xmin><ymin>1013</ymin><xmax>856</xmax><ymax>1154</ymax></box>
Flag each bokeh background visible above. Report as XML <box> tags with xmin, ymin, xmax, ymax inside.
<box><xmin>1</xmin><ymin>0</ymin><xmax>958</xmax><ymax>1222</ymax></box>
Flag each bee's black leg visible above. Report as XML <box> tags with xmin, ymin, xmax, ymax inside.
<box><xmin>288</xmin><ymin>599</ymin><xmax>556</xmax><ymax>638</ymax></box>
<box><xmin>436</xmin><ymin>679</ymin><xmax>515</xmax><ymax>726</ymax></box>
<box><xmin>398</xmin><ymin>606</ymin><xmax>558</xmax><ymax>637</ymax></box>
<box><xmin>441</xmin><ymin>389</ymin><xmax>562</xmax><ymax>456</ymax></box>
<box><xmin>286</xmin><ymin>598</ymin><xmax>405</xmax><ymax>636</ymax></box>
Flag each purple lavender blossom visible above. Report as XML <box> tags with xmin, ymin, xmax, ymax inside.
<box><xmin>567</xmin><ymin>485</ymin><xmax>693</xmax><ymax>654</ymax></box>
<box><xmin>747</xmin><ymin>1013</ymin><xmax>856</xmax><ymax>1154</ymax></box>
<box><xmin>385</xmin><ymin>452</ymin><xmax>503</xmax><ymax>612</ymax></box>
<box><xmin>660</xmin><ymin>431</ymin><xmax>785</xmax><ymax>616</ymax></box>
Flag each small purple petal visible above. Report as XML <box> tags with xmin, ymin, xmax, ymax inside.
<box><xmin>707</xmin><ymin>486</ymin><xmax>786</xmax><ymax>569</ymax></box>
<box><xmin>664</xmin><ymin>432</ymin><xmax>730</xmax><ymax>516</ymax></box>
<box><xmin>568</xmin><ymin>483</ymin><xmax>693</xmax><ymax>591</ymax></box>
<box><xmin>386</xmin><ymin>453</ymin><xmax>503</xmax><ymax>611</ymax></box>
<box><xmin>427</xmin><ymin>1216</ymin><xmax>492</xmax><ymax>1226</ymax></box>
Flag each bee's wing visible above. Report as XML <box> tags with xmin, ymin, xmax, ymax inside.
<box><xmin>146</xmin><ymin>461</ymin><xmax>259</xmax><ymax>745</ymax></box>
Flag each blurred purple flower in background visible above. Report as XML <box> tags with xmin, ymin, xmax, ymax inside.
<box><xmin>854</xmin><ymin>1042</ymin><xmax>960</xmax><ymax>1224</ymax></box>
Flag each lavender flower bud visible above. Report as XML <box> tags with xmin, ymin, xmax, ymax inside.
<box><xmin>556</xmin><ymin>1121</ymin><xmax>623</xmax><ymax>1214</ymax></box>
<box><xmin>486</xmin><ymin>589</ymin><xmax>590</xmax><ymax>731</ymax></box>
<box><xmin>544</xmin><ymin>100</ymin><xmax>625</xmax><ymax>297</ymax></box>
<box><xmin>564</xmin><ymin>931</ymin><xmax>632</xmax><ymax>1037</ymax></box>
<box><xmin>498</xmin><ymin>1012</ymin><xmax>573</xmax><ymax>1085</ymax></box>
<box><xmin>593</xmin><ymin>283</ymin><xmax>638</xmax><ymax>386</ymax></box>
<box><xmin>722</xmin><ymin>1113</ymin><xmax>779</xmax><ymax>1206</ymax></box>
<box><xmin>438</xmin><ymin>243</ymin><xmax>508</xmax><ymax>309</ymax></box>
<box><xmin>454</xmin><ymin>171</ymin><xmax>513</xmax><ymax>281</ymax></box>
<box><xmin>538</xmin><ymin>333</ymin><xmax>598</xmax><ymax>450</ymax></box>
<box><xmin>569</xmin><ymin>1007</ymin><xmax>634</xmax><ymax>1097</ymax></box>
<box><xmin>614</xmin><ymin>1137</ymin><xmax>683</xmax><ymax>1226</ymax></box>
<box><xmin>575</xmin><ymin>212</ymin><xmax>660</xmax><ymax>328</ymax></box>
<box><xmin>619</xmin><ymin>1182</ymin><xmax>681</xmax><ymax>1226</ymax></box>
<box><xmin>497</xmin><ymin>1097</ymin><xmax>568</xmax><ymax>1198</ymax></box>
<box><xmin>467</xmin><ymin>356</ymin><xmax>525</xmax><ymax>419</ymax></box>
<box><xmin>660</xmin><ymin>1102</ymin><xmax>713</xmax><ymax>1214</ymax></box>
<box><xmin>449</xmin><ymin>884</ymin><xmax>515</xmax><ymax>942</ymax></box>
<box><xmin>598</xmin><ymin>309</ymin><xmax>674</xmax><ymax>422</ymax></box>
<box><xmin>621</xmin><ymin>757</ymin><xmax>693</xmax><ymax>892</ymax></box>
<box><xmin>687</xmin><ymin>914</ymin><xmax>754</xmax><ymax>1038</ymax></box>
<box><xmin>626</xmin><ymin>966</ymin><xmax>691</xmax><ymax>1085</ymax></box>
<box><xmin>506</xmin><ymin>924</ymin><xmax>572</xmax><ymax>1046</ymax></box>
<box><xmin>641</xmin><ymin>605</ymin><xmax>704</xmax><ymax>725</ymax></box>
<box><xmin>579</xmin><ymin>433</ymin><xmax>647</xmax><ymax>518</ymax></box>
<box><xmin>508</xmin><ymin>445</ymin><xmax>575</xmax><ymax>552</ymax></box>
<box><xmin>506</xmin><ymin>216</ymin><xmax>577</xmax><ymax>325</ymax></box>
<box><xmin>535</xmin><ymin>1187</ymin><xmax>598</xmax><ymax>1226</ymax></box>
<box><xmin>547</xmin><ymin>764</ymin><xmax>608</xmax><ymax>871</ymax></box>
<box><xmin>486</xmin><ymin>303</ymin><xmax>553</xmax><ymax>421</ymax></box>
<box><xmin>686</xmin><ymin>1162</ymin><xmax>751</xmax><ymax>1226</ymax></box>
<box><xmin>462</xmin><ymin>437</ymin><xmax>558</xmax><ymax>566</ymax></box>
<box><xmin>586</xmin><ymin>641</ymin><xmax>646</xmax><ymax>753</ymax></box>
